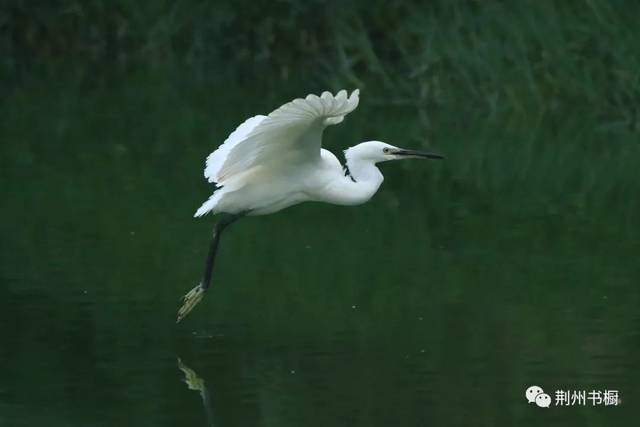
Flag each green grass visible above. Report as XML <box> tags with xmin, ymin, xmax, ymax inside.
<box><xmin>4</xmin><ymin>1</ymin><xmax>640</xmax><ymax>124</ymax></box>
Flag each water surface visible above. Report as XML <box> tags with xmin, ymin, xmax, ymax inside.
<box><xmin>1</xmin><ymin>75</ymin><xmax>638</xmax><ymax>426</ymax></box>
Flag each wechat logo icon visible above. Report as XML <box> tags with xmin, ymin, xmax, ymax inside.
<box><xmin>526</xmin><ymin>385</ymin><xmax>551</xmax><ymax>408</ymax></box>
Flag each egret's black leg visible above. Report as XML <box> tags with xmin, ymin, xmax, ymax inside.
<box><xmin>177</xmin><ymin>213</ymin><xmax>244</xmax><ymax>323</ymax></box>
<box><xmin>200</xmin><ymin>214</ymin><xmax>242</xmax><ymax>292</ymax></box>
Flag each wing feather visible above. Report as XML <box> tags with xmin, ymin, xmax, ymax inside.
<box><xmin>204</xmin><ymin>115</ymin><xmax>266</xmax><ymax>183</ymax></box>
<box><xmin>207</xmin><ymin>89</ymin><xmax>360</xmax><ymax>184</ymax></box>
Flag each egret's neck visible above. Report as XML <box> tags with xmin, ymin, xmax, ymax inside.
<box><xmin>341</xmin><ymin>155</ymin><xmax>384</xmax><ymax>204</ymax></box>
<box><xmin>345</xmin><ymin>157</ymin><xmax>383</xmax><ymax>184</ymax></box>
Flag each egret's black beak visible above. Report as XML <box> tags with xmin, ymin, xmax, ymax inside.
<box><xmin>392</xmin><ymin>148</ymin><xmax>445</xmax><ymax>160</ymax></box>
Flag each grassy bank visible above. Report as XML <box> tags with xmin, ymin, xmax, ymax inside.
<box><xmin>3</xmin><ymin>1</ymin><xmax>639</xmax><ymax>124</ymax></box>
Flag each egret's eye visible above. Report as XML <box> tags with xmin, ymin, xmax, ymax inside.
<box><xmin>383</xmin><ymin>147</ymin><xmax>391</xmax><ymax>154</ymax></box>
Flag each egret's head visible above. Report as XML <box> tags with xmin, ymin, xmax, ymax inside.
<box><xmin>345</xmin><ymin>141</ymin><xmax>445</xmax><ymax>164</ymax></box>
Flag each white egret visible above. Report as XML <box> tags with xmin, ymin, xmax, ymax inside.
<box><xmin>177</xmin><ymin>89</ymin><xmax>444</xmax><ymax>322</ymax></box>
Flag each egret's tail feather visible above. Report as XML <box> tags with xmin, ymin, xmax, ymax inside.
<box><xmin>176</xmin><ymin>284</ymin><xmax>206</xmax><ymax>323</ymax></box>
<box><xmin>194</xmin><ymin>190</ymin><xmax>223</xmax><ymax>217</ymax></box>
<box><xmin>194</xmin><ymin>200</ymin><xmax>214</xmax><ymax>217</ymax></box>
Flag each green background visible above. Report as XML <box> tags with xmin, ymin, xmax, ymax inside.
<box><xmin>1</xmin><ymin>1</ymin><xmax>638</xmax><ymax>425</ymax></box>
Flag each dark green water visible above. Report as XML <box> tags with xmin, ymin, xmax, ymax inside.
<box><xmin>1</xmin><ymin>73</ymin><xmax>639</xmax><ymax>426</ymax></box>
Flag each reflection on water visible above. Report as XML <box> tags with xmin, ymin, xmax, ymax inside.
<box><xmin>178</xmin><ymin>358</ymin><xmax>216</xmax><ymax>427</ymax></box>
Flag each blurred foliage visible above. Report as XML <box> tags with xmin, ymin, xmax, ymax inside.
<box><xmin>2</xmin><ymin>0</ymin><xmax>640</xmax><ymax>133</ymax></box>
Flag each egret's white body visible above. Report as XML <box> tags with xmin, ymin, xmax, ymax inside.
<box><xmin>177</xmin><ymin>89</ymin><xmax>443</xmax><ymax>322</ymax></box>
<box><xmin>194</xmin><ymin>90</ymin><xmax>395</xmax><ymax>217</ymax></box>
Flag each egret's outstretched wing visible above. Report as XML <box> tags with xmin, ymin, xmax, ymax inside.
<box><xmin>204</xmin><ymin>115</ymin><xmax>266</xmax><ymax>184</ymax></box>
<box><xmin>206</xmin><ymin>89</ymin><xmax>360</xmax><ymax>185</ymax></box>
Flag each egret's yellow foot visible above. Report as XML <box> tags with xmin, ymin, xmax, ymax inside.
<box><xmin>177</xmin><ymin>285</ymin><xmax>205</xmax><ymax>323</ymax></box>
